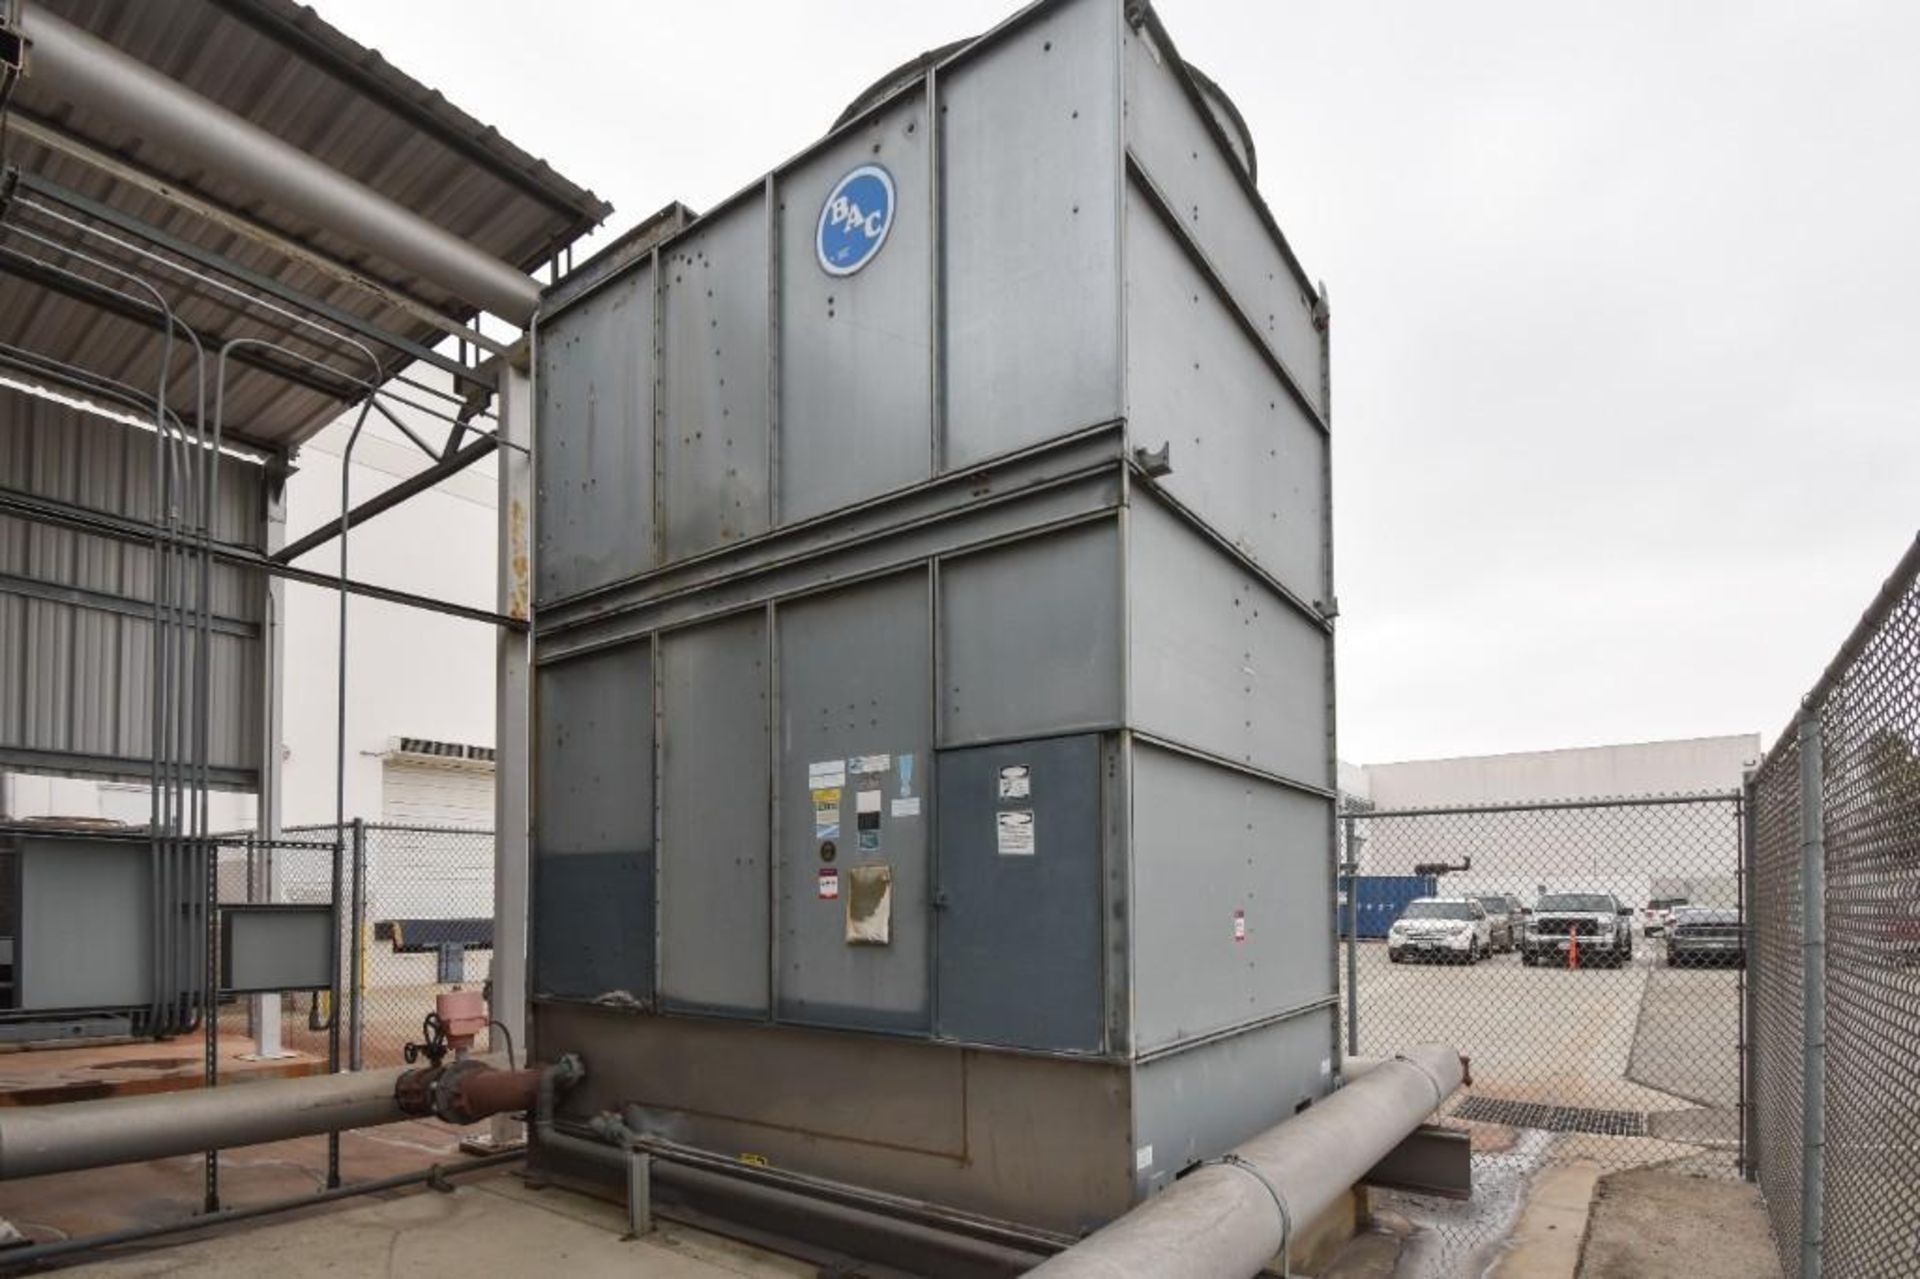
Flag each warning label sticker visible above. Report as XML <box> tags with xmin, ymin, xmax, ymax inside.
<box><xmin>996</xmin><ymin>809</ymin><xmax>1036</xmax><ymax>856</ymax></box>
<box><xmin>1233</xmin><ymin>909</ymin><xmax>1247</xmax><ymax>943</ymax></box>
<box><xmin>891</xmin><ymin>797</ymin><xmax>921</xmax><ymax>818</ymax></box>
<box><xmin>849</xmin><ymin>753</ymin><xmax>891</xmax><ymax>776</ymax></box>
<box><xmin>809</xmin><ymin>760</ymin><xmax>846</xmax><ymax>791</ymax></box>
<box><xmin>818</xmin><ymin>867</ymin><xmax>840</xmax><ymax>899</ymax></box>
<box><xmin>997</xmin><ymin>764</ymin><xmax>1031</xmax><ymax>801</ymax></box>
<box><xmin>813</xmin><ymin>788</ymin><xmax>841</xmax><ymax>840</ymax></box>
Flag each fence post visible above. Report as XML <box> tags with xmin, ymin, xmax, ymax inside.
<box><xmin>1797</xmin><ymin>707</ymin><xmax>1826</xmax><ymax>1279</ymax></box>
<box><xmin>349</xmin><ymin>818</ymin><xmax>367</xmax><ymax>1073</ymax></box>
<box><xmin>1739</xmin><ymin>769</ymin><xmax>1759</xmax><ymax>1184</ymax></box>
<box><xmin>1344</xmin><ymin>813</ymin><xmax>1360</xmax><ymax>1057</ymax></box>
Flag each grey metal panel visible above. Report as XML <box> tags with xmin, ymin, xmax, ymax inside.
<box><xmin>1123</xmin><ymin>23</ymin><xmax>1325</xmax><ymax>416</ymax></box>
<box><xmin>939</xmin><ymin>519</ymin><xmax>1123</xmax><ymax>748</ymax></box>
<box><xmin>532</xmin><ymin>850</ymin><xmax>654</xmax><ymax>1005</ymax></box>
<box><xmin>1129</xmin><ymin>740</ymin><xmax>1336</xmax><ymax>1055</ymax></box>
<box><xmin>220</xmin><ymin>905</ymin><xmax>333</xmax><ymax>993</ymax></box>
<box><xmin>662</xmin><ymin>201</ymin><xmax>772</xmax><ymax>561</ymax></box>
<box><xmin>536</xmin><ymin>262</ymin><xmax>656</xmax><ymax>603</ymax></box>
<box><xmin>775</xmin><ymin>571</ymin><xmax>931</xmax><ymax>1032</ymax></box>
<box><xmin>534</xmin><ymin>641</ymin><xmax>653</xmax><ymax>856</ymax></box>
<box><xmin>942</xmin><ymin>0</ymin><xmax>1123</xmax><ymax>468</ymax></box>
<box><xmin>532</xmin><ymin>1004</ymin><xmax>1137</xmax><ymax>1234</ymax></box>
<box><xmin>19</xmin><ymin>837</ymin><xmax>152</xmax><ymax>1009</ymax></box>
<box><xmin>1125</xmin><ymin>185</ymin><xmax>1328</xmax><ymax>604</ymax></box>
<box><xmin>935</xmin><ymin>734</ymin><xmax>1105</xmax><ymax>1053</ymax></box>
<box><xmin>777</xmin><ymin>92</ymin><xmax>933</xmax><ymax>524</ymax></box>
<box><xmin>1129</xmin><ymin>492</ymin><xmax>1329</xmax><ymax>786</ymax></box>
<box><xmin>1129</xmin><ymin>1009</ymin><xmax>1334</xmax><ymax>1194</ymax></box>
<box><xmin>658</xmin><ymin>610</ymin><xmax>771</xmax><ymax>1014</ymax></box>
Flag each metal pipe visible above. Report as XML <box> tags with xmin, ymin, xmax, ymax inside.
<box><xmin>1343</xmin><ymin>813</ymin><xmax>1360</xmax><ymax>1056</ymax></box>
<box><xmin>348</xmin><ymin>818</ymin><xmax>367</xmax><ymax>1072</ymax></box>
<box><xmin>0</xmin><ymin>1053</ymin><xmax>517</xmax><ymax>1181</ymax></box>
<box><xmin>15</xmin><ymin>8</ymin><xmax>542</xmax><ymax>323</ymax></box>
<box><xmin>0</xmin><ymin>1062</ymin><xmax>416</xmax><ymax>1180</ymax></box>
<box><xmin>0</xmin><ymin>1151</ymin><xmax>522</xmax><ymax>1271</ymax></box>
<box><xmin>1797</xmin><ymin>707</ymin><xmax>1826</xmax><ymax>1279</ymax></box>
<box><xmin>529</xmin><ymin>1060</ymin><xmax>1054</xmax><ymax>1275</ymax></box>
<box><xmin>1028</xmin><ymin>1043</ymin><xmax>1465</xmax><ymax>1279</ymax></box>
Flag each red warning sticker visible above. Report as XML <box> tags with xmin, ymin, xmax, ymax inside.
<box><xmin>818</xmin><ymin>867</ymin><xmax>840</xmax><ymax>900</ymax></box>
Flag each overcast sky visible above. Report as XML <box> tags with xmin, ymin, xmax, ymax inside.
<box><xmin>323</xmin><ymin>0</ymin><xmax>1920</xmax><ymax>765</ymax></box>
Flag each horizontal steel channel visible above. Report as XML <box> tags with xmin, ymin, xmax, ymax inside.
<box><xmin>0</xmin><ymin>570</ymin><xmax>257</xmax><ymax>637</ymax></box>
<box><xmin>0</xmin><ymin>483</ymin><xmax>526</xmax><ymax>630</ymax></box>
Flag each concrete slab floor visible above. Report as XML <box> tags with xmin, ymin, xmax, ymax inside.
<box><xmin>56</xmin><ymin>1171</ymin><xmax>814</xmax><ymax>1278</ymax></box>
<box><xmin>1577</xmin><ymin>1168</ymin><xmax>1782</xmax><ymax>1279</ymax></box>
<box><xmin>0</xmin><ymin>1036</ymin><xmax>321</xmax><ymax>1106</ymax></box>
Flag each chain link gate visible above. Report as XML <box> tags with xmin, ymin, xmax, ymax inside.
<box><xmin>1340</xmin><ymin>791</ymin><xmax>1746</xmax><ymax>1273</ymax></box>
<box><xmin>1748</xmin><ymin>533</ymin><xmax>1920</xmax><ymax>1279</ymax></box>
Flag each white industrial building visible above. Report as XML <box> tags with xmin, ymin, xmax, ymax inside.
<box><xmin>1340</xmin><ymin>734</ymin><xmax>1762</xmax><ymax>910</ymax></box>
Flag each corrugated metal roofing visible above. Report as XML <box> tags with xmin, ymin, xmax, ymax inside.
<box><xmin>0</xmin><ymin>0</ymin><xmax>611</xmax><ymax>452</ymax></box>
<box><xmin>0</xmin><ymin>383</ymin><xmax>265</xmax><ymax>786</ymax></box>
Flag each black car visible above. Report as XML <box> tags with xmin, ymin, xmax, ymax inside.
<box><xmin>1666</xmin><ymin>906</ymin><xmax>1745</xmax><ymax>967</ymax></box>
<box><xmin>1521</xmin><ymin>892</ymin><xmax>1634</xmax><ymax>967</ymax></box>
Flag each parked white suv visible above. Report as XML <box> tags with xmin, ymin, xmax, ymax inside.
<box><xmin>1387</xmin><ymin>897</ymin><xmax>1492</xmax><ymax>964</ymax></box>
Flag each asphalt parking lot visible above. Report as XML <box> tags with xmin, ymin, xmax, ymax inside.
<box><xmin>1341</xmin><ymin>934</ymin><xmax>1741</xmax><ymax>1153</ymax></box>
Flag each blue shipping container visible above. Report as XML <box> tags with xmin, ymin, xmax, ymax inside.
<box><xmin>1336</xmin><ymin>875</ymin><xmax>1439</xmax><ymax>939</ymax></box>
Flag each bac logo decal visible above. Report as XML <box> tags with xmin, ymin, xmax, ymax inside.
<box><xmin>816</xmin><ymin>164</ymin><xmax>895</xmax><ymax>277</ymax></box>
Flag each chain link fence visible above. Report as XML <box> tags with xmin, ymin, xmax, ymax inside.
<box><xmin>216</xmin><ymin>821</ymin><xmax>498</xmax><ymax>1069</ymax></box>
<box><xmin>1342</xmin><ymin>791</ymin><xmax>1746</xmax><ymax>1274</ymax></box>
<box><xmin>1749</xmin><ymin>533</ymin><xmax>1920</xmax><ymax>1279</ymax></box>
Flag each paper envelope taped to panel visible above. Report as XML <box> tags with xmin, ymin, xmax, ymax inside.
<box><xmin>844</xmin><ymin>863</ymin><xmax>893</xmax><ymax>945</ymax></box>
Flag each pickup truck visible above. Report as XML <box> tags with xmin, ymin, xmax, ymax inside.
<box><xmin>1521</xmin><ymin>892</ymin><xmax>1634</xmax><ymax>968</ymax></box>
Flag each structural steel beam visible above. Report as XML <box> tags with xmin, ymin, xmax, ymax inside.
<box><xmin>0</xmin><ymin>483</ymin><xmax>526</xmax><ymax>631</ymax></box>
<box><xmin>10</xmin><ymin>172</ymin><xmax>494</xmax><ymax>392</ymax></box>
<box><xmin>272</xmin><ymin>432</ymin><xmax>499</xmax><ymax>564</ymax></box>
<box><xmin>4</xmin><ymin>112</ymin><xmax>509</xmax><ymax>357</ymax></box>
<box><xmin>17</xmin><ymin>8</ymin><xmax>541</xmax><ymax>322</ymax></box>
<box><xmin>0</xmin><ymin>243</ymin><xmax>364</xmax><ymax>403</ymax></box>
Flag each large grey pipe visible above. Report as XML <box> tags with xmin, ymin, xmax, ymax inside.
<box><xmin>1029</xmin><ymin>1043</ymin><xmax>1465</xmax><ymax>1279</ymax></box>
<box><xmin>0</xmin><ymin>1058</ymin><xmax>495</xmax><ymax>1180</ymax></box>
<box><xmin>17</xmin><ymin>8</ymin><xmax>542</xmax><ymax>323</ymax></box>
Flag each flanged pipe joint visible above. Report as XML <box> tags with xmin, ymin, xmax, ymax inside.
<box><xmin>393</xmin><ymin>1056</ymin><xmax>552</xmax><ymax>1127</ymax></box>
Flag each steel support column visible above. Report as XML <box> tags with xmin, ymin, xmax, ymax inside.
<box><xmin>1797</xmin><ymin>708</ymin><xmax>1826</xmax><ymax>1279</ymax></box>
<box><xmin>248</xmin><ymin>474</ymin><xmax>291</xmax><ymax>1061</ymax></box>
<box><xmin>489</xmin><ymin>356</ymin><xmax>533</xmax><ymax>1148</ymax></box>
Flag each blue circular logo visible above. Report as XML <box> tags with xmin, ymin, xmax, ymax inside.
<box><xmin>816</xmin><ymin>164</ymin><xmax>896</xmax><ymax>277</ymax></box>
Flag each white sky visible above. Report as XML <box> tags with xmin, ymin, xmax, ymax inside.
<box><xmin>322</xmin><ymin>0</ymin><xmax>1920</xmax><ymax>764</ymax></box>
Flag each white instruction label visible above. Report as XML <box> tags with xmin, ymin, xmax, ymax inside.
<box><xmin>997</xmin><ymin>764</ymin><xmax>1031</xmax><ymax>800</ymax></box>
<box><xmin>891</xmin><ymin>797</ymin><xmax>922</xmax><ymax>818</ymax></box>
<box><xmin>849</xmin><ymin>753</ymin><xmax>891</xmax><ymax>775</ymax></box>
<box><xmin>997</xmin><ymin>809</ymin><xmax>1036</xmax><ymax>856</ymax></box>
<box><xmin>1135</xmin><ymin>1144</ymin><xmax>1154</xmax><ymax>1172</ymax></box>
<box><xmin>808</xmin><ymin>759</ymin><xmax>846</xmax><ymax>791</ymax></box>
<box><xmin>856</xmin><ymin>789</ymin><xmax>882</xmax><ymax>815</ymax></box>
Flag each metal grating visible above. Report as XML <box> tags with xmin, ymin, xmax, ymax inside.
<box><xmin>1454</xmin><ymin>1095</ymin><xmax>1649</xmax><ymax>1138</ymax></box>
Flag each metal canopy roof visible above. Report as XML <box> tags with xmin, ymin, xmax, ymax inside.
<box><xmin>0</xmin><ymin>0</ymin><xmax>611</xmax><ymax>453</ymax></box>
